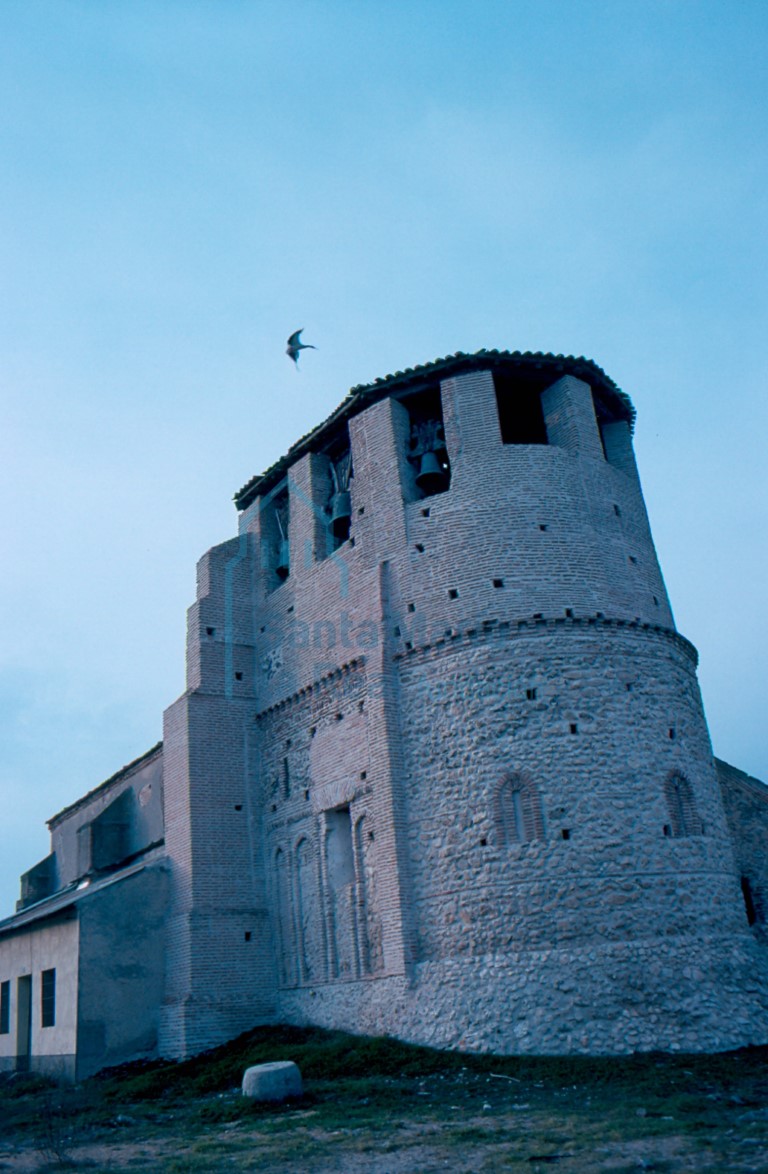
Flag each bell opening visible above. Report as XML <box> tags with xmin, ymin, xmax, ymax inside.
<box><xmin>405</xmin><ymin>401</ymin><xmax>451</xmax><ymax>500</ymax></box>
<box><xmin>265</xmin><ymin>484</ymin><xmax>291</xmax><ymax>592</ymax></box>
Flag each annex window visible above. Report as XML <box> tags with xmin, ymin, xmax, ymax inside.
<box><xmin>663</xmin><ymin>772</ymin><xmax>704</xmax><ymax>838</ymax></box>
<box><xmin>495</xmin><ymin>773</ymin><xmax>545</xmax><ymax>844</ymax></box>
<box><xmin>0</xmin><ymin>981</ymin><xmax>9</xmax><ymax>1034</ymax></box>
<box><xmin>41</xmin><ymin>968</ymin><xmax>56</xmax><ymax>1028</ymax></box>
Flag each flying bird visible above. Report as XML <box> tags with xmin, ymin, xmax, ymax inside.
<box><xmin>286</xmin><ymin>329</ymin><xmax>316</xmax><ymax>366</ymax></box>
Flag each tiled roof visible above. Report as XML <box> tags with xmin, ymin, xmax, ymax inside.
<box><xmin>234</xmin><ymin>348</ymin><xmax>633</xmax><ymax>510</ymax></box>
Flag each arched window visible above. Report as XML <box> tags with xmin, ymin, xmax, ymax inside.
<box><xmin>663</xmin><ymin>771</ymin><xmax>704</xmax><ymax>838</ymax></box>
<box><xmin>495</xmin><ymin>773</ymin><xmax>545</xmax><ymax>844</ymax></box>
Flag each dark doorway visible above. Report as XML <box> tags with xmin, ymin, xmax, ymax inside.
<box><xmin>16</xmin><ymin>975</ymin><xmax>32</xmax><ymax>1072</ymax></box>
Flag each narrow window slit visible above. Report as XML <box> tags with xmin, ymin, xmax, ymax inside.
<box><xmin>741</xmin><ymin>877</ymin><xmax>758</xmax><ymax>926</ymax></box>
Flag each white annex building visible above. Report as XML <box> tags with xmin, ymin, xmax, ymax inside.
<box><xmin>1</xmin><ymin>349</ymin><xmax>767</xmax><ymax>1080</ymax></box>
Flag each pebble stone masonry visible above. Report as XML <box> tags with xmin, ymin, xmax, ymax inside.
<box><xmin>2</xmin><ymin>349</ymin><xmax>767</xmax><ymax>1079</ymax></box>
<box><xmin>159</xmin><ymin>349</ymin><xmax>768</xmax><ymax>1059</ymax></box>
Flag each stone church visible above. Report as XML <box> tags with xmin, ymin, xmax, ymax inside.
<box><xmin>1</xmin><ymin>349</ymin><xmax>766</xmax><ymax>1079</ymax></box>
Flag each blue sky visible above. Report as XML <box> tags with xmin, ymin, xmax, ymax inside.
<box><xmin>1</xmin><ymin>0</ymin><xmax>766</xmax><ymax>911</ymax></box>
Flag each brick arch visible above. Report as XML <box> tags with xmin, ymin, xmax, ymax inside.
<box><xmin>293</xmin><ymin>830</ymin><xmax>315</xmax><ymax>855</ymax></box>
<box><xmin>664</xmin><ymin>771</ymin><xmax>705</xmax><ymax>837</ymax></box>
<box><xmin>494</xmin><ymin>772</ymin><xmax>545</xmax><ymax>845</ymax></box>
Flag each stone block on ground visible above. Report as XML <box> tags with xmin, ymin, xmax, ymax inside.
<box><xmin>241</xmin><ymin>1060</ymin><xmax>303</xmax><ymax>1101</ymax></box>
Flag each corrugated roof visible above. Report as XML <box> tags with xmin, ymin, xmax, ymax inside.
<box><xmin>234</xmin><ymin>348</ymin><xmax>633</xmax><ymax>511</ymax></box>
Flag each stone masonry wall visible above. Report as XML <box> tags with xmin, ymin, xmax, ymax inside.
<box><xmin>274</xmin><ymin>621</ymin><xmax>768</xmax><ymax>1054</ymax></box>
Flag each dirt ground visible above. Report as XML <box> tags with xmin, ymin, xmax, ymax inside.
<box><xmin>1</xmin><ymin>1078</ymin><xmax>768</xmax><ymax>1172</ymax></box>
<box><xmin>1</xmin><ymin>1030</ymin><xmax>767</xmax><ymax>1173</ymax></box>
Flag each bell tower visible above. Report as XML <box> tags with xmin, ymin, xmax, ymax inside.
<box><xmin>158</xmin><ymin>350</ymin><xmax>768</xmax><ymax>1058</ymax></box>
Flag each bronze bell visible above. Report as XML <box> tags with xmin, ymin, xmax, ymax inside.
<box><xmin>276</xmin><ymin>538</ymin><xmax>290</xmax><ymax>580</ymax></box>
<box><xmin>330</xmin><ymin>490</ymin><xmax>352</xmax><ymax>539</ymax></box>
<box><xmin>415</xmin><ymin>450</ymin><xmax>448</xmax><ymax>494</ymax></box>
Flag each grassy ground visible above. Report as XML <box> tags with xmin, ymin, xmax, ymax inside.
<box><xmin>0</xmin><ymin>1027</ymin><xmax>767</xmax><ymax>1172</ymax></box>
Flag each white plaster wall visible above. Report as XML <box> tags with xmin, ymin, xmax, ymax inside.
<box><xmin>0</xmin><ymin>915</ymin><xmax>79</xmax><ymax>1073</ymax></box>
